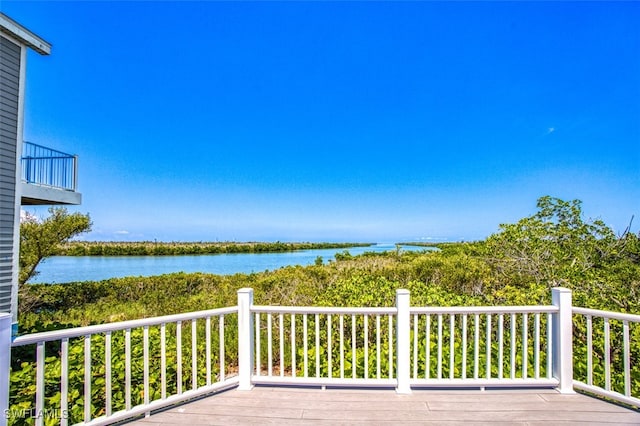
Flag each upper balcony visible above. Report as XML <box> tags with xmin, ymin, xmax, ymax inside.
<box><xmin>20</xmin><ymin>141</ymin><xmax>82</xmax><ymax>205</ymax></box>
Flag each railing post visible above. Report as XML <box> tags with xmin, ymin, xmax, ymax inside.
<box><xmin>0</xmin><ymin>313</ymin><xmax>11</xmax><ymax>420</ymax></box>
<box><xmin>237</xmin><ymin>288</ymin><xmax>254</xmax><ymax>390</ymax></box>
<box><xmin>395</xmin><ymin>289</ymin><xmax>411</xmax><ymax>394</ymax></box>
<box><xmin>72</xmin><ymin>155</ymin><xmax>78</xmax><ymax>191</ymax></box>
<box><xmin>552</xmin><ymin>287</ymin><xmax>574</xmax><ymax>394</ymax></box>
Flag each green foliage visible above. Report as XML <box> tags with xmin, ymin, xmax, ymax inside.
<box><xmin>484</xmin><ymin>196</ymin><xmax>617</xmax><ymax>286</ymax></box>
<box><xmin>55</xmin><ymin>241</ymin><xmax>371</xmax><ymax>256</ymax></box>
<box><xmin>482</xmin><ymin>196</ymin><xmax>640</xmax><ymax>311</ymax></box>
<box><xmin>12</xmin><ymin>196</ymin><xmax>640</xmax><ymax>421</ymax></box>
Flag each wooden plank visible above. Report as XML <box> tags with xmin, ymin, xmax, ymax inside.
<box><xmin>128</xmin><ymin>387</ymin><xmax>640</xmax><ymax>425</ymax></box>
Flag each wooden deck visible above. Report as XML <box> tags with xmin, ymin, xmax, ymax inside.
<box><xmin>130</xmin><ymin>386</ymin><xmax>640</xmax><ymax>425</ymax></box>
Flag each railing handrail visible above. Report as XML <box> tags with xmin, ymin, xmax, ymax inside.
<box><xmin>10</xmin><ymin>304</ymin><xmax>563</xmax><ymax>347</ymax></box>
<box><xmin>252</xmin><ymin>305</ymin><xmax>397</xmax><ymax>315</ymax></box>
<box><xmin>22</xmin><ymin>141</ymin><xmax>75</xmax><ymax>159</ymax></box>
<box><xmin>12</xmin><ymin>305</ymin><xmax>238</xmax><ymax>346</ymax></box>
<box><xmin>573</xmin><ymin>306</ymin><xmax>640</xmax><ymax>322</ymax></box>
<box><xmin>410</xmin><ymin>305</ymin><xmax>558</xmax><ymax>315</ymax></box>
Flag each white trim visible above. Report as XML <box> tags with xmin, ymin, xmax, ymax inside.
<box><xmin>0</xmin><ymin>13</ymin><xmax>51</xmax><ymax>55</ymax></box>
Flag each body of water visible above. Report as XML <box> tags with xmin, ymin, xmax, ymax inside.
<box><xmin>29</xmin><ymin>244</ymin><xmax>433</xmax><ymax>284</ymax></box>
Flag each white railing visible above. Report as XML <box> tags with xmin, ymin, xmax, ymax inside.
<box><xmin>8</xmin><ymin>307</ymin><xmax>238</xmax><ymax>426</ymax></box>
<box><xmin>240</xmin><ymin>288</ymin><xmax>572</xmax><ymax>394</ymax></box>
<box><xmin>250</xmin><ymin>305</ymin><xmax>398</xmax><ymax>388</ymax></box>
<box><xmin>408</xmin><ymin>306</ymin><xmax>559</xmax><ymax>388</ymax></box>
<box><xmin>4</xmin><ymin>286</ymin><xmax>639</xmax><ymax>425</ymax></box>
<box><xmin>572</xmin><ymin>307</ymin><xmax>640</xmax><ymax>408</ymax></box>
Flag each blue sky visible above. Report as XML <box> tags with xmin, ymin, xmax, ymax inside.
<box><xmin>5</xmin><ymin>1</ymin><xmax>639</xmax><ymax>242</ymax></box>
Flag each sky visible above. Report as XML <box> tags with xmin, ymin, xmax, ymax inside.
<box><xmin>4</xmin><ymin>1</ymin><xmax>639</xmax><ymax>243</ymax></box>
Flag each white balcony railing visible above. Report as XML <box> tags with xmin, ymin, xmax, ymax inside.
<box><xmin>6</xmin><ymin>307</ymin><xmax>239</xmax><ymax>426</ymax></box>
<box><xmin>2</xmin><ymin>287</ymin><xmax>638</xmax><ymax>425</ymax></box>
<box><xmin>572</xmin><ymin>307</ymin><xmax>640</xmax><ymax>408</ymax></box>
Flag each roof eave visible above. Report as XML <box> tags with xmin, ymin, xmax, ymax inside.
<box><xmin>0</xmin><ymin>13</ymin><xmax>51</xmax><ymax>55</ymax></box>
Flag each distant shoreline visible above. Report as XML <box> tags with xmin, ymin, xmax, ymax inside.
<box><xmin>55</xmin><ymin>241</ymin><xmax>375</xmax><ymax>256</ymax></box>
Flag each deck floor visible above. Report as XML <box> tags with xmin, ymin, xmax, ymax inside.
<box><xmin>129</xmin><ymin>386</ymin><xmax>640</xmax><ymax>425</ymax></box>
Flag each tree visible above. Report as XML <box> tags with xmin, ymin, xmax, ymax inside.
<box><xmin>482</xmin><ymin>196</ymin><xmax>639</xmax><ymax>309</ymax></box>
<box><xmin>19</xmin><ymin>208</ymin><xmax>92</xmax><ymax>311</ymax></box>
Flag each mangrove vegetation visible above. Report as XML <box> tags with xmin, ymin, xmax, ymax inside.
<box><xmin>10</xmin><ymin>197</ymin><xmax>640</xmax><ymax>424</ymax></box>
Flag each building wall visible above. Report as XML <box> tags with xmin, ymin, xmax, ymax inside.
<box><xmin>0</xmin><ymin>34</ymin><xmax>22</xmax><ymax>319</ymax></box>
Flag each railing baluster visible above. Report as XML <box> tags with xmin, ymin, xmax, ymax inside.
<box><xmin>279</xmin><ymin>313</ymin><xmax>284</xmax><ymax>377</ymax></box>
<box><xmin>219</xmin><ymin>315</ymin><xmax>225</xmax><ymax>381</ymax></box>
<box><xmin>388</xmin><ymin>314</ymin><xmax>393</xmax><ymax>379</ymax></box>
<box><xmin>176</xmin><ymin>322</ymin><xmax>184</xmax><ymax>394</ymax></box>
<box><xmin>546</xmin><ymin>312</ymin><xmax>552</xmax><ymax>380</ymax></box>
<box><xmin>255</xmin><ymin>313</ymin><xmax>260</xmax><ymax>377</ymax></box>
<box><xmin>339</xmin><ymin>314</ymin><xmax>344</xmax><ymax>379</ymax></box>
<box><xmin>267</xmin><ymin>314</ymin><xmax>273</xmax><ymax>376</ymax></box>
<box><xmin>206</xmin><ymin>317</ymin><xmax>212</xmax><ymax>384</ymax></box>
<box><xmin>84</xmin><ymin>335</ymin><xmax>91</xmax><ymax>423</ymax></box>
<box><xmin>534</xmin><ymin>313</ymin><xmax>540</xmax><ymax>379</ymax></box>
<box><xmin>191</xmin><ymin>320</ymin><xmax>197</xmax><ymax>390</ymax></box>
<box><xmin>303</xmin><ymin>314</ymin><xmax>308</xmax><ymax>378</ymax></box>
<box><xmin>352</xmin><ymin>314</ymin><xmax>356</xmax><ymax>379</ymax></box>
<box><xmin>61</xmin><ymin>338</ymin><xmax>69</xmax><ymax>426</ymax></box>
<box><xmin>486</xmin><ymin>314</ymin><xmax>491</xmax><ymax>379</ymax></box>
<box><xmin>623</xmin><ymin>320</ymin><xmax>630</xmax><ymax>396</ymax></box>
<box><xmin>291</xmin><ymin>314</ymin><xmax>296</xmax><ymax>377</ymax></box>
<box><xmin>437</xmin><ymin>314</ymin><xmax>443</xmax><ymax>379</ymax></box>
<box><xmin>522</xmin><ymin>313</ymin><xmax>528</xmax><ymax>379</ymax></box>
<box><xmin>586</xmin><ymin>315</ymin><xmax>593</xmax><ymax>385</ymax></box>
<box><xmin>161</xmin><ymin>324</ymin><xmax>167</xmax><ymax>398</ymax></box>
<box><xmin>125</xmin><ymin>328</ymin><xmax>132</xmax><ymax>408</ymax></box>
<box><xmin>35</xmin><ymin>341</ymin><xmax>45</xmax><ymax>426</ymax></box>
<box><xmin>376</xmin><ymin>315</ymin><xmax>381</xmax><ymax>379</ymax></box>
<box><xmin>328</xmin><ymin>314</ymin><xmax>333</xmax><ymax>378</ymax></box>
<box><xmin>604</xmin><ymin>318</ymin><xmax>611</xmax><ymax>391</ymax></box>
<box><xmin>425</xmin><ymin>314</ymin><xmax>430</xmax><ymax>379</ymax></box>
<box><xmin>450</xmin><ymin>314</ymin><xmax>455</xmax><ymax>379</ymax></box>
<box><xmin>104</xmin><ymin>333</ymin><xmax>111</xmax><ymax>416</ymax></box>
<box><xmin>144</xmin><ymin>326</ymin><xmax>150</xmax><ymax>407</ymax></box>
<box><xmin>315</xmin><ymin>314</ymin><xmax>320</xmax><ymax>378</ymax></box>
<box><xmin>474</xmin><ymin>314</ymin><xmax>479</xmax><ymax>379</ymax></box>
<box><xmin>510</xmin><ymin>313</ymin><xmax>516</xmax><ymax>379</ymax></box>
<box><xmin>498</xmin><ymin>314</ymin><xmax>504</xmax><ymax>379</ymax></box>
<box><xmin>462</xmin><ymin>314</ymin><xmax>467</xmax><ymax>379</ymax></box>
<box><xmin>413</xmin><ymin>314</ymin><xmax>418</xmax><ymax>379</ymax></box>
<box><xmin>364</xmin><ymin>314</ymin><xmax>369</xmax><ymax>379</ymax></box>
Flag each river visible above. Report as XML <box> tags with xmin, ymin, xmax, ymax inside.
<box><xmin>29</xmin><ymin>244</ymin><xmax>433</xmax><ymax>284</ymax></box>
